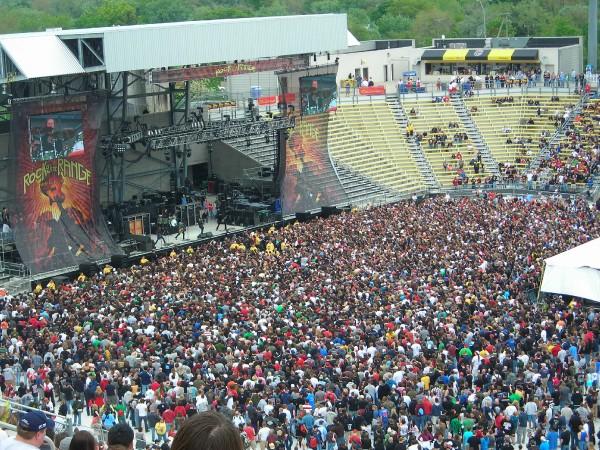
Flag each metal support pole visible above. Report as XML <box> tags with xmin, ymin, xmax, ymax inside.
<box><xmin>181</xmin><ymin>81</ymin><xmax>191</xmax><ymax>189</ymax></box>
<box><xmin>589</xmin><ymin>0</ymin><xmax>598</xmax><ymax>72</ymax></box>
<box><xmin>104</xmin><ymin>73</ymin><xmax>115</xmax><ymax>205</ymax></box>
<box><xmin>120</xmin><ymin>71</ymin><xmax>129</xmax><ymax>203</ymax></box>
<box><xmin>168</xmin><ymin>83</ymin><xmax>179</xmax><ymax>191</ymax></box>
<box><xmin>478</xmin><ymin>0</ymin><xmax>487</xmax><ymax>39</ymax></box>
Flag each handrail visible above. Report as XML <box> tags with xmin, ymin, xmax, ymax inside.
<box><xmin>0</xmin><ymin>421</ymin><xmax>56</xmax><ymax>450</ymax></box>
<box><xmin>1</xmin><ymin>396</ymin><xmax>68</xmax><ymax>422</ymax></box>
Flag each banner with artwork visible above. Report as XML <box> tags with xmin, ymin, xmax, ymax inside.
<box><xmin>281</xmin><ymin>113</ymin><xmax>347</xmax><ymax>214</ymax></box>
<box><xmin>10</xmin><ymin>94</ymin><xmax>121</xmax><ymax>275</ymax></box>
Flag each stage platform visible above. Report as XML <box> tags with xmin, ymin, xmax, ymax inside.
<box><xmin>149</xmin><ymin>215</ymin><xmax>245</xmax><ymax>250</ymax></box>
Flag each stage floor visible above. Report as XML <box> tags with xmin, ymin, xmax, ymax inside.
<box><xmin>149</xmin><ymin>215</ymin><xmax>246</xmax><ymax>250</ymax></box>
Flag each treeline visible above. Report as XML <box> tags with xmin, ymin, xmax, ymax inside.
<box><xmin>0</xmin><ymin>0</ymin><xmax>594</xmax><ymax>49</ymax></box>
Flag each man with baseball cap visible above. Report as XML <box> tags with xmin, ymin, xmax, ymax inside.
<box><xmin>0</xmin><ymin>411</ymin><xmax>54</xmax><ymax>450</ymax></box>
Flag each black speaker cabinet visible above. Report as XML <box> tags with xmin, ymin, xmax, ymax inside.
<box><xmin>110</xmin><ymin>254</ymin><xmax>128</xmax><ymax>268</ymax></box>
<box><xmin>295</xmin><ymin>212</ymin><xmax>312</xmax><ymax>222</ymax></box>
<box><xmin>78</xmin><ymin>262</ymin><xmax>98</xmax><ymax>276</ymax></box>
<box><xmin>321</xmin><ymin>206</ymin><xmax>340</xmax><ymax>218</ymax></box>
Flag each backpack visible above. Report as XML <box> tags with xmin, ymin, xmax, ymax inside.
<box><xmin>298</xmin><ymin>424</ymin><xmax>308</xmax><ymax>436</ymax></box>
<box><xmin>309</xmin><ymin>437</ymin><xmax>318</xmax><ymax>449</ymax></box>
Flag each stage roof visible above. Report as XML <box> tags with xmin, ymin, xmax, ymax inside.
<box><xmin>0</xmin><ymin>35</ymin><xmax>85</xmax><ymax>79</ymax></box>
<box><xmin>0</xmin><ymin>14</ymin><xmax>349</xmax><ymax>80</ymax></box>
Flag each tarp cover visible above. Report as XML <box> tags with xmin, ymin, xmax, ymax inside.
<box><xmin>540</xmin><ymin>238</ymin><xmax>600</xmax><ymax>302</ymax></box>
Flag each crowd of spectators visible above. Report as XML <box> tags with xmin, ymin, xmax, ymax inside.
<box><xmin>536</xmin><ymin>102</ymin><xmax>600</xmax><ymax>189</ymax></box>
<box><xmin>0</xmin><ymin>194</ymin><xmax>598</xmax><ymax>450</ymax></box>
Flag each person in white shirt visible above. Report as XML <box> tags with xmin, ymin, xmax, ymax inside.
<box><xmin>196</xmin><ymin>393</ymin><xmax>209</xmax><ymax>412</ymax></box>
<box><xmin>257</xmin><ymin>425</ymin><xmax>272</xmax><ymax>450</ymax></box>
<box><xmin>136</xmin><ymin>400</ymin><xmax>149</xmax><ymax>431</ymax></box>
<box><xmin>232</xmin><ymin>410</ymin><xmax>246</xmax><ymax>428</ymax></box>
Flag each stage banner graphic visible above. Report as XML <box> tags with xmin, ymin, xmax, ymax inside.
<box><xmin>281</xmin><ymin>112</ymin><xmax>347</xmax><ymax>215</ymax></box>
<box><xmin>150</xmin><ymin>57</ymin><xmax>307</xmax><ymax>83</ymax></box>
<box><xmin>10</xmin><ymin>94</ymin><xmax>121</xmax><ymax>275</ymax></box>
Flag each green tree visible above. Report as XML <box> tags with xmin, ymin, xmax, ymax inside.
<box><xmin>191</xmin><ymin>5</ymin><xmax>254</xmax><ymax>20</ymax></box>
<box><xmin>137</xmin><ymin>0</ymin><xmax>191</xmax><ymax>23</ymax></box>
<box><xmin>375</xmin><ymin>14</ymin><xmax>412</xmax><ymax>38</ymax></box>
<box><xmin>348</xmin><ymin>8</ymin><xmax>380</xmax><ymax>41</ymax></box>
<box><xmin>77</xmin><ymin>0</ymin><xmax>137</xmax><ymax>27</ymax></box>
<box><xmin>411</xmin><ymin>9</ymin><xmax>453</xmax><ymax>46</ymax></box>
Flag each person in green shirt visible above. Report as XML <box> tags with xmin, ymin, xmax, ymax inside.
<box><xmin>462</xmin><ymin>417</ymin><xmax>474</xmax><ymax>431</ymax></box>
<box><xmin>115</xmin><ymin>402</ymin><xmax>127</xmax><ymax>423</ymax></box>
<box><xmin>459</xmin><ymin>346</ymin><xmax>472</xmax><ymax>358</ymax></box>
<box><xmin>450</xmin><ymin>415</ymin><xmax>463</xmax><ymax>437</ymax></box>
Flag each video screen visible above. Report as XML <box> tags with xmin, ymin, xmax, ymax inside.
<box><xmin>300</xmin><ymin>75</ymin><xmax>337</xmax><ymax>115</ymax></box>
<box><xmin>29</xmin><ymin>111</ymin><xmax>84</xmax><ymax>161</ymax></box>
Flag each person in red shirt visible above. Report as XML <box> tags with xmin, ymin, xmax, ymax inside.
<box><xmin>174</xmin><ymin>401</ymin><xmax>188</xmax><ymax>431</ymax></box>
<box><xmin>243</xmin><ymin>424</ymin><xmax>256</xmax><ymax>449</ymax></box>
<box><xmin>162</xmin><ymin>408</ymin><xmax>176</xmax><ymax>433</ymax></box>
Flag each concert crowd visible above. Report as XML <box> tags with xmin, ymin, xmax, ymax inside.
<box><xmin>0</xmin><ymin>194</ymin><xmax>599</xmax><ymax>450</ymax></box>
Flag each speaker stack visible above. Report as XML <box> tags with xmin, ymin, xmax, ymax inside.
<box><xmin>110</xmin><ymin>254</ymin><xmax>129</xmax><ymax>269</ymax></box>
<box><xmin>78</xmin><ymin>262</ymin><xmax>99</xmax><ymax>276</ymax></box>
<box><xmin>321</xmin><ymin>206</ymin><xmax>340</xmax><ymax>218</ymax></box>
<box><xmin>295</xmin><ymin>212</ymin><xmax>312</xmax><ymax>222</ymax></box>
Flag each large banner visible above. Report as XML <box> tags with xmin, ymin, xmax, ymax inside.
<box><xmin>281</xmin><ymin>112</ymin><xmax>347</xmax><ymax>214</ymax></box>
<box><xmin>10</xmin><ymin>94</ymin><xmax>121</xmax><ymax>275</ymax></box>
<box><xmin>150</xmin><ymin>57</ymin><xmax>307</xmax><ymax>83</ymax></box>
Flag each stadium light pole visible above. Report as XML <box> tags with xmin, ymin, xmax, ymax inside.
<box><xmin>478</xmin><ymin>0</ymin><xmax>487</xmax><ymax>39</ymax></box>
<box><xmin>589</xmin><ymin>0</ymin><xmax>598</xmax><ymax>71</ymax></box>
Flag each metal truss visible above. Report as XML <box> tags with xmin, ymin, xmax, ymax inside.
<box><xmin>147</xmin><ymin>116</ymin><xmax>296</xmax><ymax>150</ymax></box>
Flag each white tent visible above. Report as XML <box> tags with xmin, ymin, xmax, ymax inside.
<box><xmin>540</xmin><ymin>238</ymin><xmax>600</xmax><ymax>302</ymax></box>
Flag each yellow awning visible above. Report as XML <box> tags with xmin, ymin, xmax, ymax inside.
<box><xmin>443</xmin><ymin>49</ymin><xmax>469</xmax><ymax>61</ymax></box>
<box><xmin>487</xmin><ymin>49</ymin><xmax>515</xmax><ymax>61</ymax></box>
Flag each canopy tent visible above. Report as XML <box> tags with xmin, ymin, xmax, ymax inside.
<box><xmin>540</xmin><ymin>238</ymin><xmax>600</xmax><ymax>302</ymax></box>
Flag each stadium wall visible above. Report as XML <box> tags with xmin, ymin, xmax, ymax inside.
<box><xmin>558</xmin><ymin>45</ymin><xmax>584</xmax><ymax>74</ymax></box>
<box><xmin>211</xmin><ymin>140</ymin><xmax>261</xmax><ymax>183</ymax></box>
<box><xmin>313</xmin><ymin>46</ymin><xmax>423</xmax><ymax>84</ymax></box>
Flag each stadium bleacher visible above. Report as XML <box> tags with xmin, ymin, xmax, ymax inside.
<box><xmin>328</xmin><ymin>102</ymin><xmax>426</xmax><ymax>194</ymax></box>
<box><xmin>464</xmin><ymin>93</ymin><xmax>579</xmax><ymax>175</ymax></box>
<box><xmin>401</xmin><ymin>99</ymin><xmax>481</xmax><ymax>187</ymax></box>
<box><xmin>538</xmin><ymin>98</ymin><xmax>600</xmax><ymax>188</ymax></box>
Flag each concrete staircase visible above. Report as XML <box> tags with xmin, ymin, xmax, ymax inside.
<box><xmin>529</xmin><ymin>94</ymin><xmax>589</xmax><ymax>172</ymax></box>
<box><xmin>450</xmin><ymin>94</ymin><xmax>501</xmax><ymax>177</ymax></box>
<box><xmin>386</xmin><ymin>95</ymin><xmax>440</xmax><ymax>189</ymax></box>
<box><xmin>222</xmin><ymin>134</ymin><xmax>278</xmax><ymax>169</ymax></box>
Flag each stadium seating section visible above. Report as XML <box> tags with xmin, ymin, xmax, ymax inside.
<box><xmin>539</xmin><ymin>99</ymin><xmax>600</xmax><ymax>186</ymax></box>
<box><xmin>327</xmin><ymin>102</ymin><xmax>426</xmax><ymax>194</ymax></box>
<box><xmin>401</xmin><ymin>99</ymin><xmax>480</xmax><ymax>187</ymax></box>
<box><xmin>464</xmin><ymin>94</ymin><xmax>579</xmax><ymax>171</ymax></box>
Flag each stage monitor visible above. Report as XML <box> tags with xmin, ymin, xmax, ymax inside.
<box><xmin>29</xmin><ymin>110</ymin><xmax>84</xmax><ymax>162</ymax></box>
<box><xmin>299</xmin><ymin>75</ymin><xmax>337</xmax><ymax>116</ymax></box>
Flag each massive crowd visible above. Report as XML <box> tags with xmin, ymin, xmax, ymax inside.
<box><xmin>0</xmin><ymin>195</ymin><xmax>599</xmax><ymax>450</ymax></box>
<box><xmin>536</xmin><ymin>101</ymin><xmax>600</xmax><ymax>189</ymax></box>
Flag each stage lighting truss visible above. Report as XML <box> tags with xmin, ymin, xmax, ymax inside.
<box><xmin>100</xmin><ymin>116</ymin><xmax>295</xmax><ymax>154</ymax></box>
<box><xmin>146</xmin><ymin>116</ymin><xmax>295</xmax><ymax>151</ymax></box>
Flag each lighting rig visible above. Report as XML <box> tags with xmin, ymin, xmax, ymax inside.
<box><xmin>100</xmin><ymin>115</ymin><xmax>296</xmax><ymax>155</ymax></box>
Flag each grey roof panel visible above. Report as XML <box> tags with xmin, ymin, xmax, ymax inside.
<box><xmin>101</xmin><ymin>14</ymin><xmax>348</xmax><ymax>73</ymax></box>
<box><xmin>0</xmin><ymin>35</ymin><xmax>85</xmax><ymax>79</ymax></box>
